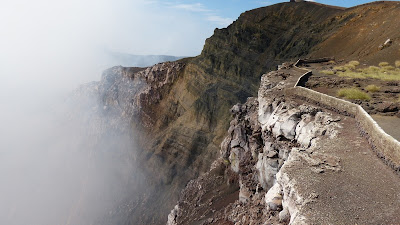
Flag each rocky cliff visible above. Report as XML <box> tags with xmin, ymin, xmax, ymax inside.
<box><xmin>75</xmin><ymin>1</ymin><xmax>400</xmax><ymax>224</ymax></box>
<box><xmin>87</xmin><ymin>2</ymin><xmax>349</xmax><ymax>224</ymax></box>
<box><xmin>166</xmin><ymin>64</ymin><xmax>342</xmax><ymax>225</ymax></box>
<box><xmin>163</xmin><ymin>2</ymin><xmax>400</xmax><ymax>223</ymax></box>
<box><xmin>167</xmin><ymin>58</ymin><xmax>400</xmax><ymax>224</ymax></box>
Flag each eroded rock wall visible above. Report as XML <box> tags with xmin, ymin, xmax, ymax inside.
<box><xmin>167</xmin><ymin>67</ymin><xmax>341</xmax><ymax>225</ymax></box>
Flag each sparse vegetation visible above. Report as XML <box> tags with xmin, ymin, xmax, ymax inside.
<box><xmin>368</xmin><ymin>66</ymin><xmax>380</xmax><ymax>71</ymax></box>
<box><xmin>396</xmin><ymin>60</ymin><xmax>400</xmax><ymax>68</ymax></box>
<box><xmin>348</xmin><ymin>60</ymin><xmax>360</xmax><ymax>66</ymax></box>
<box><xmin>365</xmin><ymin>84</ymin><xmax>380</xmax><ymax>92</ymax></box>
<box><xmin>332</xmin><ymin>61</ymin><xmax>359</xmax><ymax>73</ymax></box>
<box><xmin>325</xmin><ymin>61</ymin><xmax>400</xmax><ymax>81</ymax></box>
<box><xmin>333</xmin><ymin>66</ymin><xmax>346</xmax><ymax>72</ymax></box>
<box><xmin>379</xmin><ymin>62</ymin><xmax>390</xmax><ymax>67</ymax></box>
<box><xmin>344</xmin><ymin>64</ymin><xmax>356</xmax><ymax>70</ymax></box>
<box><xmin>321</xmin><ymin>70</ymin><xmax>335</xmax><ymax>75</ymax></box>
<box><xmin>382</xmin><ymin>65</ymin><xmax>395</xmax><ymax>71</ymax></box>
<box><xmin>337</xmin><ymin>88</ymin><xmax>371</xmax><ymax>100</ymax></box>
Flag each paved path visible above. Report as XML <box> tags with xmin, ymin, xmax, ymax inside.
<box><xmin>282</xmin><ymin>64</ymin><xmax>400</xmax><ymax>224</ymax></box>
<box><xmin>282</xmin><ymin>115</ymin><xmax>400</xmax><ymax>224</ymax></box>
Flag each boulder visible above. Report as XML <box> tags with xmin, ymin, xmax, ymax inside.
<box><xmin>376</xmin><ymin>102</ymin><xmax>398</xmax><ymax>113</ymax></box>
<box><xmin>279</xmin><ymin>207</ymin><xmax>290</xmax><ymax>223</ymax></box>
<box><xmin>265</xmin><ymin>183</ymin><xmax>283</xmax><ymax>211</ymax></box>
<box><xmin>379</xmin><ymin>38</ymin><xmax>392</xmax><ymax>50</ymax></box>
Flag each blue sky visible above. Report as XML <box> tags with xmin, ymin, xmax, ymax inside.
<box><xmin>1</xmin><ymin>0</ymin><xmax>393</xmax><ymax>58</ymax></box>
<box><xmin>1</xmin><ymin>0</ymin><xmax>397</xmax><ymax>92</ymax></box>
<box><xmin>165</xmin><ymin>0</ymin><xmax>394</xmax><ymax>28</ymax></box>
<box><xmin>132</xmin><ymin>0</ymin><xmax>397</xmax><ymax>55</ymax></box>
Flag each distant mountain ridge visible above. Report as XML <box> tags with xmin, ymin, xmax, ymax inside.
<box><xmin>105</xmin><ymin>51</ymin><xmax>185</xmax><ymax>67</ymax></box>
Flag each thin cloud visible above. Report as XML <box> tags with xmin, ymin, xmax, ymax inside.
<box><xmin>255</xmin><ymin>1</ymin><xmax>273</xmax><ymax>5</ymax></box>
<box><xmin>206</xmin><ymin>14</ymin><xmax>234</xmax><ymax>27</ymax></box>
<box><xmin>166</xmin><ymin>1</ymin><xmax>232</xmax><ymax>27</ymax></box>
<box><xmin>169</xmin><ymin>3</ymin><xmax>211</xmax><ymax>12</ymax></box>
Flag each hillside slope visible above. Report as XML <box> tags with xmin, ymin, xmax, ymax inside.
<box><xmin>310</xmin><ymin>1</ymin><xmax>400</xmax><ymax>64</ymax></box>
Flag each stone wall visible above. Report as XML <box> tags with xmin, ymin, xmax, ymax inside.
<box><xmin>356</xmin><ymin>107</ymin><xmax>400</xmax><ymax>170</ymax></box>
<box><xmin>285</xmin><ymin>87</ymin><xmax>358</xmax><ymax>116</ymax></box>
<box><xmin>293</xmin><ymin>71</ymin><xmax>312</xmax><ymax>88</ymax></box>
<box><xmin>288</xmin><ymin>64</ymin><xmax>400</xmax><ymax>170</ymax></box>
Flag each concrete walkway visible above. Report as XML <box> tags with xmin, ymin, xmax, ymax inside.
<box><xmin>281</xmin><ymin>64</ymin><xmax>400</xmax><ymax>224</ymax></box>
<box><xmin>282</xmin><ymin>115</ymin><xmax>400</xmax><ymax>224</ymax></box>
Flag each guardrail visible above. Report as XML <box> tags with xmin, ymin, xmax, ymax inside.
<box><xmin>287</xmin><ymin>59</ymin><xmax>400</xmax><ymax>171</ymax></box>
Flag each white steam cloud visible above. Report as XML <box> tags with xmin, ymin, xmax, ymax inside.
<box><xmin>0</xmin><ymin>0</ymin><xmax>220</xmax><ymax>224</ymax></box>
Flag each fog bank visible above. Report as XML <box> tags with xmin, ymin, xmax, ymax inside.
<box><xmin>0</xmin><ymin>0</ymin><xmax>214</xmax><ymax>224</ymax></box>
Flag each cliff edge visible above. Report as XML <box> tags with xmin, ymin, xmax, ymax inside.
<box><xmin>167</xmin><ymin>62</ymin><xmax>400</xmax><ymax>224</ymax></box>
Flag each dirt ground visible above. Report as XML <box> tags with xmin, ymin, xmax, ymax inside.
<box><xmin>304</xmin><ymin>62</ymin><xmax>400</xmax><ymax>117</ymax></box>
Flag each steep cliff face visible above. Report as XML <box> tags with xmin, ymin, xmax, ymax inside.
<box><xmin>77</xmin><ymin>1</ymin><xmax>400</xmax><ymax>224</ymax></box>
<box><xmin>86</xmin><ymin>2</ymin><xmax>349</xmax><ymax>224</ymax></box>
<box><xmin>196</xmin><ymin>2</ymin><xmax>344</xmax><ymax>81</ymax></box>
<box><xmin>165</xmin><ymin>3</ymin><xmax>400</xmax><ymax>218</ymax></box>
<box><xmin>167</xmin><ymin>66</ymin><xmax>341</xmax><ymax>225</ymax></box>
<box><xmin>76</xmin><ymin>61</ymin><xmax>192</xmax><ymax>224</ymax></box>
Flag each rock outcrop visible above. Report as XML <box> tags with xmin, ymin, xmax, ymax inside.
<box><xmin>168</xmin><ymin>53</ymin><xmax>400</xmax><ymax>223</ymax></box>
<box><xmin>167</xmin><ymin>66</ymin><xmax>341</xmax><ymax>225</ymax></box>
